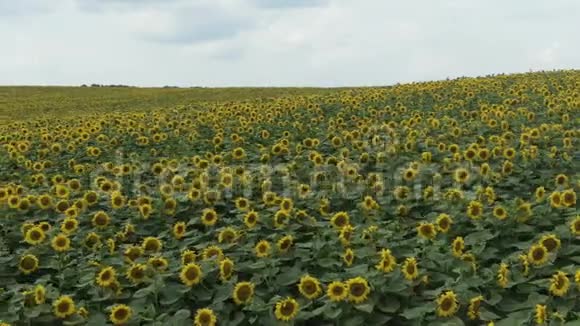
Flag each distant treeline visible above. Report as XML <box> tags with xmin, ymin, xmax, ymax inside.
<box><xmin>80</xmin><ymin>84</ymin><xmax>202</xmax><ymax>89</ymax></box>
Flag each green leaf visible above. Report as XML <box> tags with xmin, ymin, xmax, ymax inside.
<box><xmin>376</xmin><ymin>297</ymin><xmax>400</xmax><ymax>313</ymax></box>
<box><xmin>401</xmin><ymin>303</ymin><xmax>434</xmax><ymax>320</ymax></box>
<box><xmin>354</xmin><ymin>301</ymin><xmax>374</xmax><ymax>313</ymax></box>
<box><xmin>133</xmin><ymin>286</ymin><xmax>153</xmax><ymax>298</ymax></box>
<box><xmin>86</xmin><ymin>312</ymin><xmax>107</xmax><ymax>326</ymax></box>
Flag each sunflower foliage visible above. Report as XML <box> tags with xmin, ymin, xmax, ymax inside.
<box><xmin>0</xmin><ymin>71</ymin><xmax>579</xmax><ymax>326</ymax></box>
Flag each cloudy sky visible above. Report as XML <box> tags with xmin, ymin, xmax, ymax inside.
<box><xmin>1</xmin><ymin>0</ymin><xmax>578</xmax><ymax>87</ymax></box>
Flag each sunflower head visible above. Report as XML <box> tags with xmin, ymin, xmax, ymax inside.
<box><xmin>376</xmin><ymin>249</ymin><xmax>397</xmax><ymax>273</ymax></box>
<box><xmin>202</xmin><ymin>245</ymin><xmax>224</xmax><ymax>261</ymax></box>
<box><xmin>549</xmin><ymin>271</ymin><xmax>570</xmax><ymax>297</ymax></box>
<box><xmin>19</xmin><ymin>254</ymin><xmax>39</xmax><ymax>275</ymax></box>
<box><xmin>346</xmin><ymin>276</ymin><xmax>371</xmax><ymax>304</ymax></box>
<box><xmin>436</xmin><ymin>214</ymin><xmax>453</xmax><ymax>233</ymax></box>
<box><xmin>34</xmin><ymin>284</ymin><xmax>46</xmax><ymax>305</ymax></box>
<box><xmin>180</xmin><ymin>263</ymin><xmax>202</xmax><ymax>287</ymax></box>
<box><xmin>571</xmin><ymin>216</ymin><xmax>580</xmax><ymax>236</ymax></box>
<box><xmin>402</xmin><ymin>257</ymin><xmax>419</xmax><ymax>281</ymax></box>
<box><xmin>110</xmin><ymin>304</ymin><xmax>132</xmax><ymax>325</ymax></box>
<box><xmin>194</xmin><ymin>308</ymin><xmax>217</xmax><ymax>326</ymax></box>
<box><xmin>126</xmin><ymin>264</ymin><xmax>147</xmax><ymax>284</ymax></box>
<box><xmin>255</xmin><ymin>240</ymin><xmax>271</xmax><ymax>258</ymax></box>
<box><xmin>327</xmin><ymin>281</ymin><xmax>348</xmax><ymax>302</ymax></box>
<box><xmin>276</xmin><ymin>235</ymin><xmax>294</xmax><ymax>253</ymax></box>
<box><xmin>51</xmin><ymin>233</ymin><xmax>71</xmax><ymax>252</ymax></box>
<box><xmin>219</xmin><ymin>258</ymin><xmax>234</xmax><ymax>282</ymax></box>
<box><xmin>436</xmin><ymin>291</ymin><xmax>459</xmax><ymax>317</ymax></box>
<box><xmin>53</xmin><ymin>295</ymin><xmax>76</xmax><ymax>319</ymax></box>
<box><xmin>173</xmin><ymin>222</ymin><xmax>186</xmax><ymax>239</ymax></box>
<box><xmin>201</xmin><ymin>208</ymin><xmax>218</xmax><ymax>226</ymax></box>
<box><xmin>298</xmin><ymin>275</ymin><xmax>322</xmax><ymax>300</ymax></box>
<box><xmin>417</xmin><ymin>222</ymin><xmax>437</xmax><ymax>240</ymax></box>
<box><xmin>274</xmin><ymin>297</ymin><xmax>299</xmax><ymax>322</ymax></box>
<box><xmin>96</xmin><ymin>266</ymin><xmax>117</xmax><ymax>287</ymax></box>
<box><xmin>233</xmin><ymin>281</ymin><xmax>254</xmax><ymax>305</ymax></box>
<box><xmin>24</xmin><ymin>226</ymin><xmax>45</xmax><ymax>245</ymax></box>
<box><xmin>539</xmin><ymin>234</ymin><xmax>561</xmax><ymax>252</ymax></box>
<box><xmin>244</xmin><ymin>210</ymin><xmax>259</xmax><ymax>228</ymax></box>
<box><xmin>342</xmin><ymin>248</ymin><xmax>354</xmax><ymax>266</ymax></box>
<box><xmin>528</xmin><ymin>244</ymin><xmax>549</xmax><ymax>266</ymax></box>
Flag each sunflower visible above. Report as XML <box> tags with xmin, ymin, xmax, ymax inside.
<box><xmin>124</xmin><ymin>245</ymin><xmax>143</xmax><ymax>262</ymax></box>
<box><xmin>110</xmin><ymin>191</ymin><xmax>125</xmax><ymax>209</ymax></box>
<box><xmin>51</xmin><ymin>233</ymin><xmax>71</xmax><ymax>252</ymax></box>
<box><xmin>180</xmin><ymin>263</ymin><xmax>202</xmax><ymax>286</ymax></box>
<box><xmin>436</xmin><ymin>213</ymin><xmax>452</xmax><ymax>233</ymax></box>
<box><xmin>243</xmin><ymin>210</ymin><xmax>259</xmax><ymax>228</ymax></box>
<box><xmin>346</xmin><ymin>276</ymin><xmax>370</xmax><ymax>304</ymax></box>
<box><xmin>402</xmin><ymin>167</ymin><xmax>417</xmax><ymax>182</ymax></box>
<box><xmin>34</xmin><ymin>284</ymin><xmax>46</xmax><ymax>304</ymax></box>
<box><xmin>549</xmin><ymin>271</ymin><xmax>570</xmax><ymax>297</ymax></box>
<box><xmin>53</xmin><ymin>295</ymin><xmax>76</xmax><ymax>319</ymax></box>
<box><xmin>19</xmin><ymin>254</ymin><xmax>39</xmax><ymax>274</ymax></box>
<box><xmin>219</xmin><ymin>258</ymin><xmax>234</xmax><ymax>282</ymax></box>
<box><xmin>181</xmin><ymin>249</ymin><xmax>197</xmax><ymax>265</ymax></box>
<box><xmin>298</xmin><ymin>275</ymin><xmax>322</xmax><ymax>300</ymax></box>
<box><xmin>535</xmin><ymin>186</ymin><xmax>546</xmax><ymax>202</ymax></box>
<box><xmin>535</xmin><ymin>304</ymin><xmax>547</xmax><ymax>325</ymax></box>
<box><xmin>492</xmin><ymin>205</ymin><xmax>508</xmax><ymax>220</ymax></box>
<box><xmin>339</xmin><ymin>225</ymin><xmax>355</xmax><ymax>246</ymax></box>
<box><xmin>555</xmin><ymin>174</ymin><xmax>568</xmax><ymax>187</ymax></box>
<box><xmin>402</xmin><ymin>257</ymin><xmax>419</xmax><ymax>281</ymax></box>
<box><xmin>38</xmin><ymin>221</ymin><xmax>51</xmax><ymax>232</ymax></box>
<box><xmin>417</xmin><ymin>222</ymin><xmax>437</xmax><ymax>240</ymax></box>
<box><xmin>497</xmin><ymin>263</ymin><xmax>509</xmax><ymax>288</ymax></box>
<box><xmin>145</xmin><ymin>256</ymin><xmax>167</xmax><ymax>271</ymax></box>
<box><xmin>454</xmin><ymin>168</ymin><xmax>470</xmax><ymax>183</ymax></box>
<box><xmin>24</xmin><ymin>226</ymin><xmax>45</xmax><ymax>245</ymax></box>
<box><xmin>467</xmin><ymin>200</ymin><xmax>483</xmax><ymax>219</ymax></box>
<box><xmin>218</xmin><ymin>227</ymin><xmax>237</xmax><ymax>244</ymax></box>
<box><xmin>571</xmin><ymin>216</ymin><xmax>580</xmax><ymax>236</ymax></box>
<box><xmin>467</xmin><ymin>295</ymin><xmax>484</xmax><ymax>320</ymax></box>
<box><xmin>110</xmin><ymin>304</ymin><xmax>132</xmax><ymax>325</ymax></box>
<box><xmin>342</xmin><ymin>248</ymin><xmax>354</xmax><ymax>266</ymax></box>
<box><xmin>139</xmin><ymin>204</ymin><xmax>152</xmax><ymax>219</ymax></box>
<box><xmin>539</xmin><ymin>234</ymin><xmax>561</xmax><ymax>252</ymax></box>
<box><xmin>96</xmin><ymin>266</ymin><xmax>117</xmax><ymax>287</ymax></box>
<box><xmin>126</xmin><ymin>264</ymin><xmax>147</xmax><ymax>284</ymax></box>
<box><xmin>233</xmin><ymin>281</ymin><xmax>254</xmax><ymax>305</ymax></box>
<box><xmin>276</xmin><ymin>235</ymin><xmax>294</xmax><ymax>253</ymax></box>
<box><xmin>549</xmin><ymin>191</ymin><xmax>562</xmax><ymax>208</ymax></box>
<box><xmin>201</xmin><ymin>208</ymin><xmax>218</xmax><ymax>226</ymax></box>
<box><xmin>173</xmin><ymin>222</ymin><xmax>186</xmax><ymax>240</ymax></box>
<box><xmin>83</xmin><ymin>232</ymin><xmax>101</xmax><ymax>250</ymax></box>
<box><xmin>436</xmin><ymin>291</ymin><xmax>459</xmax><ymax>317</ymax></box>
<box><xmin>279</xmin><ymin>197</ymin><xmax>294</xmax><ymax>213</ymax></box>
<box><xmin>274</xmin><ymin>297</ymin><xmax>299</xmax><ymax>321</ymax></box>
<box><xmin>528</xmin><ymin>244</ymin><xmax>549</xmax><ymax>266</ymax></box>
<box><xmin>330</xmin><ymin>211</ymin><xmax>350</xmax><ymax>229</ymax></box>
<box><xmin>255</xmin><ymin>240</ymin><xmax>271</xmax><ymax>258</ymax></box>
<box><xmin>91</xmin><ymin>211</ymin><xmax>110</xmax><ymax>228</ymax></box>
<box><xmin>376</xmin><ymin>249</ymin><xmax>396</xmax><ymax>273</ymax></box>
<box><xmin>234</xmin><ymin>197</ymin><xmax>250</xmax><ymax>211</ymax></box>
<box><xmin>202</xmin><ymin>245</ymin><xmax>224</xmax><ymax>261</ymax></box>
<box><xmin>327</xmin><ymin>281</ymin><xmax>348</xmax><ymax>302</ymax></box>
<box><xmin>273</xmin><ymin>210</ymin><xmax>289</xmax><ymax>228</ymax></box>
<box><xmin>142</xmin><ymin>236</ymin><xmax>162</xmax><ymax>252</ymax></box>
<box><xmin>562</xmin><ymin>189</ymin><xmax>577</xmax><ymax>207</ymax></box>
<box><xmin>61</xmin><ymin>218</ymin><xmax>79</xmax><ymax>234</ymax></box>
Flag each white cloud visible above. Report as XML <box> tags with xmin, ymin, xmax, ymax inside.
<box><xmin>0</xmin><ymin>0</ymin><xmax>578</xmax><ymax>86</ymax></box>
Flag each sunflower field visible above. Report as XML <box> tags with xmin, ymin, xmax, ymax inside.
<box><xmin>0</xmin><ymin>71</ymin><xmax>578</xmax><ymax>326</ymax></box>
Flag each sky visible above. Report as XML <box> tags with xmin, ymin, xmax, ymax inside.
<box><xmin>0</xmin><ymin>0</ymin><xmax>578</xmax><ymax>87</ymax></box>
